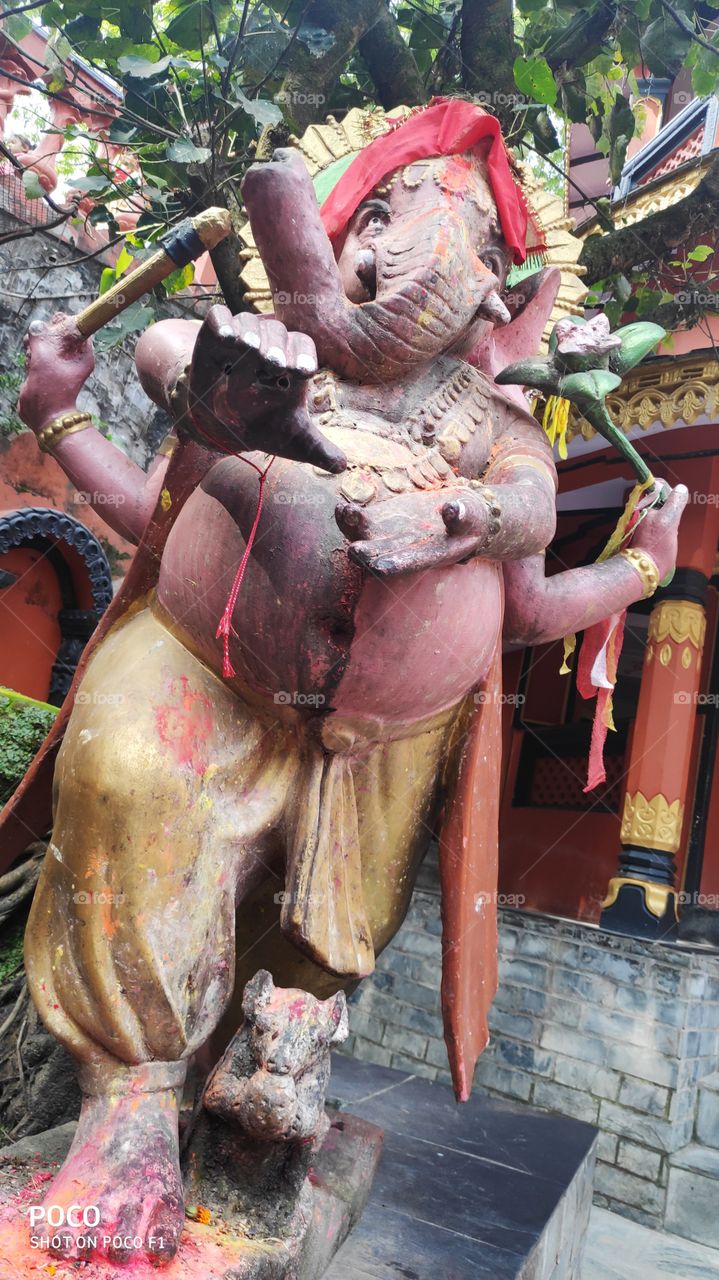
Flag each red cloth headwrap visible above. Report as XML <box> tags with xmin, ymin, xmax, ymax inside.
<box><xmin>320</xmin><ymin>99</ymin><xmax>537</xmax><ymax>265</ymax></box>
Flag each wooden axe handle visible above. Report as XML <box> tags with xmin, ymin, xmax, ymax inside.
<box><xmin>74</xmin><ymin>207</ymin><xmax>231</xmax><ymax>338</ymax></box>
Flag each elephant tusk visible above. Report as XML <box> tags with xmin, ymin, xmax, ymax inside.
<box><xmin>476</xmin><ymin>289</ymin><xmax>511</xmax><ymax>327</ymax></box>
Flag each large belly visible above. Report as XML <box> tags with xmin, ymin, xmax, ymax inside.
<box><xmin>158</xmin><ymin>443</ymin><xmax>502</xmax><ymax>730</ymax></box>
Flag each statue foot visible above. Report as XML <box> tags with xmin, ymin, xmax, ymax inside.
<box><xmin>31</xmin><ymin>1075</ymin><xmax>184</xmax><ymax>1265</ymax></box>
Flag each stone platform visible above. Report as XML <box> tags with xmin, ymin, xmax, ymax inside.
<box><xmin>0</xmin><ymin>1056</ymin><xmax>596</xmax><ymax>1279</ymax></box>
<box><xmin>0</xmin><ymin>1102</ymin><xmax>382</xmax><ymax>1279</ymax></box>
<box><xmin>325</xmin><ymin>1056</ymin><xmax>598</xmax><ymax>1279</ymax></box>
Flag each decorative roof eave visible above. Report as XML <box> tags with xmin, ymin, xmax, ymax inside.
<box><xmin>611</xmin><ymin>156</ymin><xmax>711</xmax><ymax>228</ymax></box>
<box><xmin>567</xmin><ymin>351</ymin><xmax>719</xmax><ymax>441</ymax></box>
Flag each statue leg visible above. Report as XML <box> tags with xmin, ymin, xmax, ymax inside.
<box><xmin>24</xmin><ymin>606</ymin><xmax>297</xmax><ymax>1263</ymax></box>
<box><xmin>211</xmin><ymin>710</ymin><xmax>457</xmax><ymax>1050</ymax></box>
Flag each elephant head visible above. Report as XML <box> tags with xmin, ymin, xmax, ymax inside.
<box><xmin>241</xmin><ymin>146</ymin><xmax>550</xmax><ymax>385</ymax></box>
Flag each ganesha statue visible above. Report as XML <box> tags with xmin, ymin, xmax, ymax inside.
<box><xmin>0</xmin><ymin>99</ymin><xmax>686</xmax><ymax>1268</ymax></box>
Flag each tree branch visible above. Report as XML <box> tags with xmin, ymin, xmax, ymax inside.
<box><xmin>0</xmin><ymin>0</ymin><xmax>47</xmax><ymax>16</ymax></box>
<box><xmin>579</xmin><ymin>154</ymin><xmax>719</xmax><ymax>285</ymax></box>
<box><xmin>278</xmin><ymin>0</ymin><xmax>388</xmax><ymax>131</ymax></box>
<box><xmin>657</xmin><ymin>0</ymin><xmax>719</xmax><ymax>59</ymax></box>
<box><xmin>641</xmin><ymin>291</ymin><xmax>719</xmax><ymax>332</ymax></box>
<box><xmin>358</xmin><ymin>2</ymin><xmax>425</xmax><ymax>110</ymax></box>
<box><xmin>460</xmin><ymin>0</ymin><xmax>518</xmax><ymax>135</ymax></box>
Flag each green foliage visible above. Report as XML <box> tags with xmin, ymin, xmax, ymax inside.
<box><xmin>0</xmin><ymin>693</ymin><xmax>57</xmax><ymax>807</ymax></box>
<box><xmin>514</xmin><ymin>55</ymin><xmax>557</xmax><ymax>106</ymax></box>
<box><xmin>0</xmin><ymin>0</ymin><xmax>715</xmax><ymax>332</ymax></box>
<box><xmin>0</xmin><ymin>914</ymin><xmax>24</xmax><ymax>983</ymax></box>
<box><xmin>0</xmin><ymin>355</ymin><xmax>28</xmax><ymax>439</ymax></box>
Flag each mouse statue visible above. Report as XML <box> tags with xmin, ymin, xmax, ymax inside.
<box><xmin>0</xmin><ymin>99</ymin><xmax>685</xmax><ymax>1269</ymax></box>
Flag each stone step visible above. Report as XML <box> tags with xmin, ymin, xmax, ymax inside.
<box><xmin>667</xmin><ymin>1142</ymin><xmax>719</xmax><ymax>1250</ymax></box>
<box><xmin>696</xmin><ymin>1071</ymin><xmax>719</xmax><ymax>1151</ymax></box>
<box><xmin>581</xmin><ymin>1206</ymin><xmax>719</xmax><ymax>1280</ymax></box>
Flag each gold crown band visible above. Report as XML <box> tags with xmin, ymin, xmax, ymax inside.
<box><xmin>620</xmin><ymin>546</ymin><xmax>660</xmax><ymax>598</ymax></box>
<box><xmin>38</xmin><ymin>411</ymin><xmax>93</xmax><ymax>454</ymax></box>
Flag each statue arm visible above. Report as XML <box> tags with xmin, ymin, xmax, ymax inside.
<box><xmin>18</xmin><ymin>313</ymin><xmax>171</xmax><ymax>546</ymax></box>
<box><xmin>48</xmin><ymin>429</ymin><xmax>171</xmax><ymax>545</ymax></box>
<box><xmin>503</xmin><ymin>485</ymin><xmax>688</xmax><ymax>648</ymax></box>
<box><xmin>449</xmin><ymin>402</ymin><xmax>559</xmax><ymax>561</ymax></box>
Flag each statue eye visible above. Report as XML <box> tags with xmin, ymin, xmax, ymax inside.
<box><xmin>356</xmin><ymin>200</ymin><xmax>391</xmax><ymax>234</ymax></box>
<box><xmin>480</xmin><ymin>249</ymin><xmax>507</xmax><ymax>284</ymax></box>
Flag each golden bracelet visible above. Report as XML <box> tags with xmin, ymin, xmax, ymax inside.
<box><xmin>620</xmin><ymin>547</ymin><xmax>660</xmax><ymax>599</ymax></box>
<box><xmin>38</xmin><ymin>411</ymin><xmax>93</xmax><ymax>453</ymax></box>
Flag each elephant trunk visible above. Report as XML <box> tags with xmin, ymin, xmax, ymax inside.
<box><xmin>241</xmin><ymin>152</ymin><xmax>509</xmax><ymax>384</ymax></box>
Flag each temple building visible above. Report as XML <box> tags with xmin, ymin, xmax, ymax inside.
<box><xmin>347</xmin><ymin>73</ymin><xmax>719</xmax><ymax>1248</ymax></box>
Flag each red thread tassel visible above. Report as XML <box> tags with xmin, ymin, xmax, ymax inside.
<box><xmin>215</xmin><ymin>459</ymin><xmax>273</xmax><ymax>679</ymax></box>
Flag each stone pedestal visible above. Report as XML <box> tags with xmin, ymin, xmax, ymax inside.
<box><xmin>0</xmin><ymin>1104</ymin><xmax>383</xmax><ymax>1280</ymax></box>
<box><xmin>0</xmin><ymin>1057</ymin><xmax>597</xmax><ymax>1280</ymax></box>
<box><xmin>326</xmin><ymin>1057</ymin><xmax>597</xmax><ymax>1279</ymax></box>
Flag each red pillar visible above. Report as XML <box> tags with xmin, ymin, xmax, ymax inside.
<box><xmin>601</xmin><ymin>458</ymin><xmax>719</xmax><ymax>937</ymax></box>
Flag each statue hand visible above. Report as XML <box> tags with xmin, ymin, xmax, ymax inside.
<box><xmin>19</xmin><ymin>313</ymin><xmax>95</xmax><ymax>434</ymax></box>
<box><xmin>630</xmin><ymin>483</ymin><xmax>688</xmax><ymax>580</ymax></box>
<box><xmin>188</xmin><ymin>305</ymin><xmax>346</xmax><ymax>473</ymax></box>
<box><xmin>336</xmin><ymin>488</ymin><xmax>492</xmax><ymax>576</ymax></box>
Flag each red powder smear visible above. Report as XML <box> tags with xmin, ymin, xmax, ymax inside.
<box><xmin>154</xmin><ymin>676</ymin><xmax>213</xmax><ymax>778</ymax></box>
<box><xmin>0</xmin><ymin>1214</ymin><xmax>276</xmax><ymax>1279</ymax></box>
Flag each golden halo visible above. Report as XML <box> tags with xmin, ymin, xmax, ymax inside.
<box><xmin>238</xmin><ymin>105</ymin><xmax>586</xmax><ymax>350</ymax></box>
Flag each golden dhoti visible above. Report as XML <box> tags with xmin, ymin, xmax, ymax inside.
<box><xmin>25</xmin><ymin>604</ymin><xmax>456</xmax><ymax>1071</ymax></box>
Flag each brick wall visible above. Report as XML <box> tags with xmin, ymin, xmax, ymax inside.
<box><xmin>343</xmin><ymin>854</ymin><xmax>719</xmax><ymax>1235</ymax></box>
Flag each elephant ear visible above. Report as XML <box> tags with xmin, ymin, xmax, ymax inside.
<box><xmin>241</xmin><ymin>968</ymin><xmax>275</xmax><ymax>1024</ymax></box>
<box><xmin>469</xmin><ymin>267</ymin><xmax>562</xmax><ymax>407</ymax></box>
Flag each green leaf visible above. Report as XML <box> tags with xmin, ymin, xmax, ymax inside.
<box><xmin>513</xmin><ymin>55</ymin><xmax>557</xmax><ymax>106</ymax></box>
<box><xmin>559</xmin><ymin>370</ymin><xmax>622</xmax><ymax>403</ymax></box>
<box><xmin>166</xmin><ymin>138</ymin><xmax>212</xmax><ymax>163</ymax></box>
<box><xmin>22</xmin><ymin>171</ymin><xmax>44</xmax><ymax>201</ymax></box>
<box><xmin>114</xmin><ymin>244</ymin><xmax>134</xmax><ymax>275</ymax></box>
<box><xmin>118</xmin><ymin>54</ymin><xmax>171</xmax><ymax>78</ymax></box>
<box><xmin>165</xmin><ymin>0</ymin><xmax>232</xmax><ymax>51</ymax></box>
<box><xmin>231</xmin><ymin>86</ymin><xmax>283</xmax><ymax>128</ymax></box>
<box><xmin>688</xmin><ymin>245</ymin><xmax>714</xmax><ymax>263</ymax></box>
<box><xmin>2</xmin><ymin>13</ymin><xmax>32</xmax><ymax>41</ymax></box>
<box><xmin>99</xmin><ymin>266</ymin><xmax>116</xmax><ymax>295</ymax></box>
<box><xmin>610</xmin><ymin>322</ymin><xmax>665</xmax><ymax>375</ymax></box>
<box><xmin>640</xmin><ymin>13</ymin><xmax>692</xmax><ymax>76</ymax></box>
<box><xmin>163</xmin><ymin>262</ymin><xmax>195</xmax><ymax>294</ymax></box>
<box><xmin>72</xmin><ymin>174</ymin><xmax>114</xmax><ymax>194</ymax></box>
<box><xmin>94</xmin><ymin>301</ymin><xmax>155</xmax><ymax>352</ymax></box>
<box><xmin>634</xmin><ymin>287</ymin><xmax>663</xmax><ymax>317</ymax></box>
<box><xmin>495</xmin><ymin>357</ymin><xmax>558</xmax><ymax>393</ymax></box>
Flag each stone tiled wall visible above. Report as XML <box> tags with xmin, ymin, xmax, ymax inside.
<box><xmin>0</xmin><ymin>218</ymin><xmax>189</xmax><ymax>468</ymax></box>
<box><xmin>343</xmin><ymin>858</ymin><xmax>719</xmax><ymax>1234</ymax></box>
